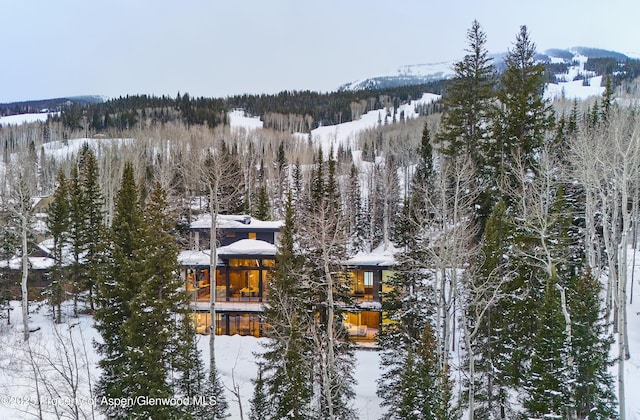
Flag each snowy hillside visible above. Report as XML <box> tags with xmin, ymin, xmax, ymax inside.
<box><xmin>339</xmin><ymin>47</ymin><xmax>624</xmax><ymax>101</ymax></box>
<box><xmin>307</xmin><ymin>92</ymin><xmax>440</xmax><ymax>157</ymax></box>
<box><xmin>0</xmin><ymin>112</ymin><xmax>54</xmax><ymax>126</ymax></box>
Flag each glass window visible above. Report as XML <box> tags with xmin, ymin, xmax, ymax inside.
<box><xmin>364</xmin><ymin>271</ymin><xmax>374</xmax><ymax>287</ymax></box>
<box><xmin>248</xmin><ymin>232</ymin><xmax>257</xmax><ymax>239</ymax></box>
<box><xmin>229</xmin><ymin>259</ymin><xmax>259</xmax><ymax>267</ymax></box>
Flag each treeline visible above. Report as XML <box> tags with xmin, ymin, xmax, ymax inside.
<box><xmin>51</xmin><ymin>81</ymin><xmax>444</xmax><ymax>134</ymax></box>
<box><xmin>0</xmin><ymin>96</ymin><xmax>103</xmax><ymax>117</ymax></box>
<box><xmin>584</xmin><ymin>57</ymin><xmax>640</xmax><ymax>84</ymax></box>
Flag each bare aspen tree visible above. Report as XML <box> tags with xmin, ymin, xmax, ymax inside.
<box><xmin>426</xmin><ymin>156</ymin><xmax>478</xmax><ymax>368</ymax></box>
<box><xmin>2</xmin><ymin>159</ymin><xmax>37</xmax><ymax>342</ymax></box>
<box><xmin>569</xmin><ymin>107</ymin><xmax>640</xmax><ymax>419</ymax></box>
<box><xmin>299</xmin><ymin>199</ymin><xmax>356</xmax><ymax>420</ymax></box>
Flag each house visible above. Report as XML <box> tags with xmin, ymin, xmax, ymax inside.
<box><xmin>179</xmin><ymin>215</ymin><xmax>282</xmax><ymax>336</ymax></box>
<box><xmin>179</xmin><ymin>214</ymin><xmax>396</xmax><ymax>342</ymax></box>
<box><xmin>341</xmin><ymin>244</ymin><xmax>397</xmax><ymax>341</ymax></box>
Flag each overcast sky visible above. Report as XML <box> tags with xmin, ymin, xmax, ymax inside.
<box><xmin>1</xmin><ymin>0</ymin><xmax>638</xmax><ymax>103</ymax></box>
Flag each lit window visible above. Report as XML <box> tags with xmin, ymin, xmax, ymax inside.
<box><xmin>364</xmin><ymin>271</ymin><xmax>373</xmax><ymax>287</ymax></box>
<box><xmin>248</xmin><ymin>232</ymin><xmax>257</xmax><ymax>239</ymax></box>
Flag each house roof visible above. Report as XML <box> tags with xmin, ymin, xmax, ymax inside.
<box><xmin>190</xmin><ymin>214</ymin><xmax>283</xmax><ymax>231</ymax></box>
<box><xmin>218</xmin><ymin>239</ymin><xmax>277</xmax><ymax>258</ymax></box>
<box><xmin>343</xmin><ymin>243</ymin><xmax>397</xmax><ymax>267</ymax></box>
<box><xmin>178</xmin><ymin>250</ymin><xmax>221</xmax><ymax>267</ymax></box>
<box><xmin>179</xmin><ymin>239</ymin><xmax>277</xmax><ymax>267</ymax></box>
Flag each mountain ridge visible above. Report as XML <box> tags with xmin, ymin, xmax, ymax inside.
<box><xmin>338</xmin><ymin>47</ymin><xmax>637</xmax><ymax>92</ymax></box>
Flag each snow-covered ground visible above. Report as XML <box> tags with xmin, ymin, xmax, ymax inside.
<box><xmin>306</xmin><ymin>93</ymin><xmax>440</xmax><ymax>158</ymax></box>
<box><xmin>2</xmin><ymin>241</ymin><xmax>640</xmax><ymax>419</ymax></box>
<box><xmin>621</xmin><ymin>247</ymin><xmax>640</xmax><ymax>419</ymax></box>
<box><xmin>0</xmin><ymin>302</ymin><xmax>382</xmax><ymax>419</ymax></box>
<box><xmin>544</xmin><ymin>53</ymin><xmax>605</xmax><ymax>101</ymax></box>
<box><xmin>0</xmin><ymin>112</ymin><xmax>54</xmax><ymax>126</ymax></box>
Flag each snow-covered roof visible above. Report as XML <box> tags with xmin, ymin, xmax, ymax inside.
<box><xmin>343</xmin><ymin>243</ymin><xmax>397</xmax><ymax>267</ymax></box>
<box><xmin>179</xmin><ymin>239</ymin><xmax>277</xmax><ymax>266</ymax></box>
<box><xmin>190</xmin><ymin>214</ymin><xmax>283</xmax><ymax>231</ymax></box>
<box><xmin>218</xmin><ymin>239</ymin><xmax>277</xmax><ymax>257</ymax></box>
<box><xmin>178</xmin><ymin>249</ymin><xmax>221</xmax><ymax>266</ymax></box>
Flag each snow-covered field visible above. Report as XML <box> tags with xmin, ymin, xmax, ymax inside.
<box><xmin>0</xmin><ymin>113</ymin><xmax>54</xmax><ymax>126</ymax></box>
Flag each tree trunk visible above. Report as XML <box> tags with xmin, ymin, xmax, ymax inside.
<box><xmin>21</xmin><ymin>214</ymin><xmax>29</xmax><ymax>342</ymax></box>
<box><xmin>557</xmin><ymin>284</ymin><xmax>577</xmax><ymax>420</ymax></box>
<box><xmin>209</xmin><ymin>186</ymin><xmax>218</xmax><ymax>369</ymax></box>
<box><xmin>324</xmin><ymin>256</ymin><xmax>335</xmax><ymax>420</ymax></box>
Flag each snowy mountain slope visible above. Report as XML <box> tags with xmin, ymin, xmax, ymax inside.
<box><xmin>339</xmin><ymin>47</ymin><xmax>629</xmax><ymax>101</ymax></box>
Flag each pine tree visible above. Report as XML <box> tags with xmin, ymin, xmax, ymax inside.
<box><xmin>95</xmin><ymin>162</ymin><xmax>143</xmax><ymax>419</ymax></box>
<box><xmin>253</xmin><ymin>185</ymin><xmax>271</xmax><ymax>220</ymax></box>
<box><xmin>523</xmin><ymin>276</ymin><xmax>571</xmax><ymax>419</ymax></box>
<box><xmin>467</xmin><ymin>198</ymin><xmax>516</xmax><ymax>419</ymax></box>
<box><xmin>68</xmin><ymin>164</ymin><xmax>86</xmax><ymax>316</ymax></box>
<box><xmin>96</xmin><ymin>174</ymin><xmax>215</xmax><ymax>418</ymax></box>
<box><xmin>310</xmin><ymin>147</ymin><xmax>324</xmax><ymax>204</ymax></box>
<box><xmin>301</xmin><ymin>151</ymin><xmax>357</xmax><ymax>419</ymax></box>
<box><xmin>249</xmin><ymin>363</ymin><xmax>270</xmax><ymax>420</ymax></box>
<box><xmin>346</xmin><ymin>163</ymin><xmax>367</xmax><ymax>253</ymax></box>
<box><xmin>493</xmin><ymin>25</ymin><xmax>553</xmax><ymax>177</ymax></box>
<box><xmin>568</xmin><ymin>271</ymin><xmax>618</xmax><ymax>419</ymax></box>
<box><xmin>80</xmin><ymin>147</ymin><xmax>105</xmax><ymax>312</ymax></box>
<box><xmin>378</xmin><ymin>244</ymin><xmax>455</xmax><ymax>420</ymax></box>
<box><xmin>259</xmin><ymin>190</ymin><xmax>313</xmax><ymax>419</ymax></box>
<box><xmin>436</xmin><ymin>19</ymin><xmax>496</xmax><ymax>165</ymax></box>
<box><xmin>46</xmin><ymin>169</ymin><xmax>70</xmax><ymax>324</ymax></box>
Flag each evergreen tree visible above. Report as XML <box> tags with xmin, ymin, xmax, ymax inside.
<box><xmin>68</xmin><ymin>164</ymin><xmax>86</xmax><ymax>316</ymax></box>
<box><xmin>310</xmin><ymin>147</ymin><xmax>324</xmax><ymax>204</ymax></box>
<box><xmin>435</xmin><ymin>20</ymin><xmax>496</xmax><ymax>230</ymax></box>
<box><xmin>467</xmin><ymin>198</ymin><xmax>516</xmax><ymax>419</ymax></box>
<box><xmin>436</xmin><ymin>19</ymin><xmax>496</xmax><ymax>165</ymax></box>
<box><xmin>378</xmin><ymin>242</ymin><xmax>455</xmax><ymax>420</ymax></box>
<box><xmin>259</xmin><ymin>190</ymin><xmax>313</xmax><ymax>419</ymax></box>
<box><xmin>523</xmin><ymin>276</ymin><xmax>571</xmax><ymax>419</ymax></box>
<box><xmin>95</xmin><ymin>173</ymin><xmax>214</xmax><ymax>419</ymax></box>
<box><xmin>46</xmin><ymin>169</ymin><xmax>70</xmax><ymax>324</ymax></box>
<box><xmin>407</xmin><ymin>122</ymin><xmax>435</xmax><ymax>234</ymax></box>
<box><xmin>601</xmin><ymin>75</ymin><xmax>614</xmax><ymax>122</ymax></box>
<box><xmin>568</xmin><ymin>271</ymin><xmax>617</xmax><ymax>419</ymax></box>
<box><xmin>80</xmin><ymin>147</ymin><xmax>105</xmax><ymax>311</ymax></box>
<box><xmin>253</xmin><ymin>185</ymin><xmax>271</xmax><ymax>221</ymax></box>
<box><xmin>249</xmin><ymin>363</ymin><xmax>270</xmax><ymax>420</ymax></box>
<box><xmin>493</xmin><ymin>25</ymin><xmax>553</xmax><ymax>178</ymax></box>
<box><xmin>346</xmin><ymin>163</ymin><xmax>367</xmax><ymax>253</ymax></box>
<box><xmin>301</xmin><ymin>150</ymin><xmax>356</xmax><ymax>419</ymax></box>
<box><xmin>95</xmin><ymin>162</ymin><xmax>143</xmax><ymax>419</ymax></box>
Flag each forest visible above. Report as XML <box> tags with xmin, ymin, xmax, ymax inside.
<box><xmin>1</xmin><ymin>20</ymin><xmax>640</xmax><ymax>420</ymax></box>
